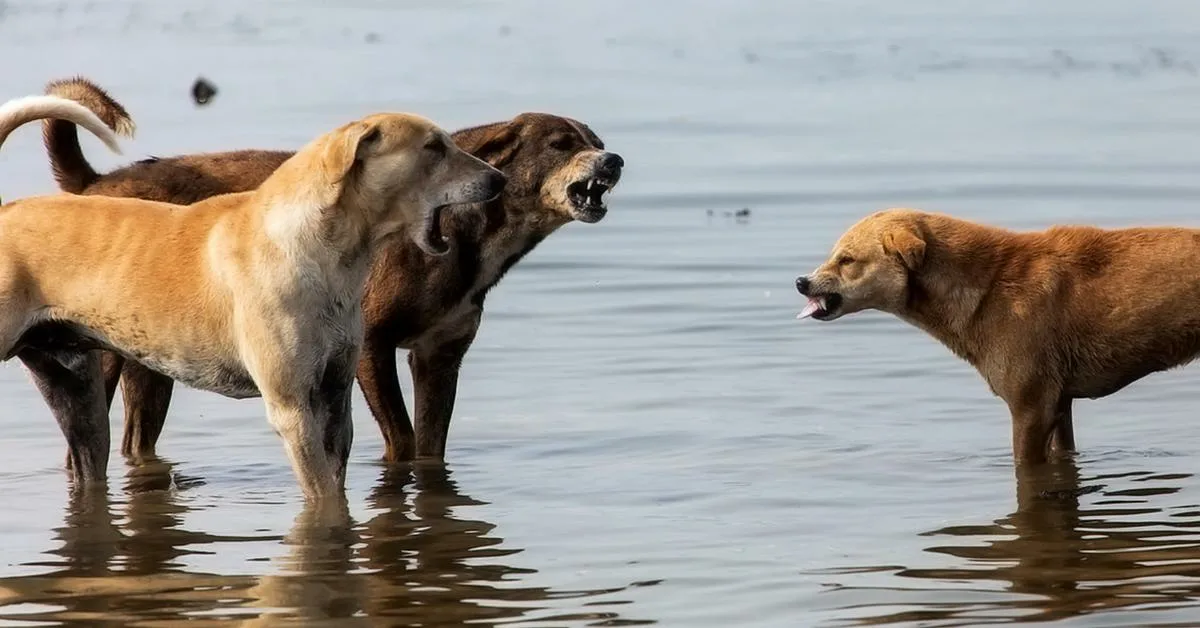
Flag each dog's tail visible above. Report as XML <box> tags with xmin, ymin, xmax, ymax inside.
<box><xmin>40</xmin><ymin>77</ymin><xmax>135</xmax><ymax>194</ymax></box>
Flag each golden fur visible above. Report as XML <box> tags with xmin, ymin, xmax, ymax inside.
<box><xmin>0</xmin><ymin>95</ymin><xmax>505</xmax><ymax>499</ymax></box>
<box><xmin>798</xmin><ymin>208</ymin><xmax>1200</xmax><ymax>464</ymax></box>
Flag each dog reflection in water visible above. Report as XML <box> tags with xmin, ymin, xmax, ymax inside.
<box><xmin>835</xmin><ymin>460</ymin><xmax>1200</xmax><ymax>624</ymax></box>
<box><xmin>0</xmin><ymin>462</ymin><xmax>650</xmax><ymax>625</ymax></box>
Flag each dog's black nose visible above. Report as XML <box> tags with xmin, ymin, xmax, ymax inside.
<box><xmin>485</xmin><ymin>171</ymin><xmax>507</xmax><ymax>196</ymax></box>
<box><xmin>795</xmin><ymin>275</ymin><xmax>811</xmax><ymax>295</ymax></box>
<box><xmin>601</xmin><ymin>152</ymin><xmax>624</xmax><ymax>172</ymax></box>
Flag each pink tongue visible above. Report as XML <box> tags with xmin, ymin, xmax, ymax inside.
<box><xmin>797</xmin><ymin>296</ymin><xmax>825</xmax><ymax>320</ymax></box>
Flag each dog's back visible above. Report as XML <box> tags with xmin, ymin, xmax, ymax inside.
<box><xmin>44</xmin><ymin>77</ymin><xmax>289</xmax><ymax>200</ymax></box>
<box><xmin>80</xmin><ymin>151</ymin><xmax>290</xmax><ymax>204</ymax></box>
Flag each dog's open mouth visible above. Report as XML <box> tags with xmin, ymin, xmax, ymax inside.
<box><xmin>419</xmin><ymin>204</ymin><xmax>451</xmax><ymax>256</ymax></box>
<box><xmin>797</xmin><ymin>293</ymin><xmax>843</xmax><ymax>321</ymax></box>
<box><xmin>567</xmin><ymin>175</ymin><xmax>616</xmax><ymax>223</ymax></box>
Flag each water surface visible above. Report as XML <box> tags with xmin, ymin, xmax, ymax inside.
<box><xmin>2</xmin><ymin>1</ymin><xmax>1200</xmax><ymax>626</ymax></box>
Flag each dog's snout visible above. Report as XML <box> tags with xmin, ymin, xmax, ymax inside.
<box><xmin>796</xmin><ymin>275</ymin><xmax>811</xmax><ymax>295</ymax></box>
<box><xmin>600</xmin><ymin>152</ymin><xmax>624</xmax><ymax>174</ymax></box>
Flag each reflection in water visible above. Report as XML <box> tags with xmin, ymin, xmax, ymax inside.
<box><xmin>0</xmin><ymin>460</ymin><xmax>266</xmax><ymax>626</ymax></box>
<box><xmin>356</xmin><ymin>465</ymin><xmax>653</xmax><ymax>626</ymax></box>
<box><xmin>820</xmin><ymin>459</ymin><xmax>1200</xmax><ymax>626</ymax></box>
<box><xmin>0</xmin><ymin>462</ymin><xmax>655</xmax><ymax>626</ymax></box>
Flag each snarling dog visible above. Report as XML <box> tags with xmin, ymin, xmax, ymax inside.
<box><xmin>796</xmin><ymin>208</ymin><xmax>1200</xmax><ymax>465</ymax></box>
<box><xmin>38</xmin><ymin>77</ymin><xmax>623</xmax><ymax>463</ymax></box>
<box><xmin>1</xmin><ymin>92</ymin><xmax>505</xmax><ymax>498</ymax></box>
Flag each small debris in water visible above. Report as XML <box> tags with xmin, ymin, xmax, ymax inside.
<box><xmin>706</xmin><ymin>208</ymin><xmax>752</xmax><ymax>224</ymax></box>
<box><xmin>1037</xmin><ymin>484</ymin><xmax>1104</xmax><ymax>501</ymax></box>
<box><xmin>191</xmin><ymin>77</ymin><xmax>217</xmax><ymax>106</ymax></box>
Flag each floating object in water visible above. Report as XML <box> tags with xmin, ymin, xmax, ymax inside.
<box><xmin>191</xmin><ymin>77</ymin><xmax>217</xmax><ymax>106</ymax></box>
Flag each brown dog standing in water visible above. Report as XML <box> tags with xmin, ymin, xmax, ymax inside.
<box><xmin>38</xmin><ymin>77</ymin><xmax>623</xmax><ymax>463</ymax></box>
<box><xmin>796</xmin><ymin>208</ymin><xmax>1200</xmax><ymax>465</ymax></box>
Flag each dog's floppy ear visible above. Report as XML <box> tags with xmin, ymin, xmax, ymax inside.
<box><xmin>324</xmin><ymin>120</ymin><xmax>382</xmax><ymax>182</ymax></box>
<box><xmin>354</xmin><ymin>125</ymin><xmax>382</xmax><ymax>161</ymax></box>
<box><xmin>453</xmin><ymin>120</ymin><xmax>521</xmax><ymax>168</ymax></box>
<box><xmin>882</xmin><ymin>225</ymin><xmax>926</xmax><ymax>271</ymax></box>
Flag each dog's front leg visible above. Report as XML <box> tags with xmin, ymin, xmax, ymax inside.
<box><xmin>240</xmin><ymin>314</ymin><xmax>341</xmax><ymax>499</ymax></box>
<box><xmin>410</xmin><ymin>330</ymin><xmax>477</xmax><ymax>460</ymax></box>
<box><xmin>21</xmin><ymin>348</ymin><xmax>110</xmax><ymax>484</ymax></box>
<box><xmin>117</xmin><ymin>360</ymin><xmax>176</xmax><ymax>461</ymax></box>
<box><xmin>1009</xmin><ymin>393</ymin><xmax>1061</xmax><ymax>465</ymax></box>
<box><xmin>1048</xmin><ymin>398</ymin><xmax>1075</xmax><ymax>455</ymax></box>
<box><xmin>357</xmin><ymin>335</ymin><xmax>416</xmax><ymax>462</ymax></box>
<box><xmin>264</xmin><ymin>394</ymin><xmax>338</xmax><ymax>500</ymax></box>
<box><xmin>318</xmin><ymin>348</ymin><xmax>358</xmax><ymax>489</ymax></box>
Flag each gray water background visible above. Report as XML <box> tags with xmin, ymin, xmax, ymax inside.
<box><xmin>1</xmin><ymin>1</ymin><xmax>1200</xmax><ymax>626</ymax></box>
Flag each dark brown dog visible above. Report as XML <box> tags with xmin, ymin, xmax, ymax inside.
<box><xmin>796</xmin><ymin>208</ymin><xmax>1200</xmax><ymax>465</ymax></box>
<box><xmin>40</xmin><ymin>77</ymin><xmax>623</xmax><ymax>463</ymax></box>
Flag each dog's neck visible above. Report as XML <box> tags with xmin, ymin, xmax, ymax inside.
<box><xmin>897</xmin><ymin>215</ymin><xmax>1014</xmax><ymax>367</ymax></box>
<box><xmin>259</xmin><ymin>150</ymin><xmax>411</xmax><ymax>265</ymax></box>
<box><xmin>248</xmin><ymin>182</ymin><xmax>381</xmax><ymax>311</ymax></box>
<box><xmin>444</xmin><ymin>196</ymin><xmax>569</xmax><ymax>291</ymax></box>
<box><xmin>259</xmin><ymin>199</ymin><xmax>372</xmax><ymax>265</ymax></box>
<box><xmin>485</xmin><ymin>195</ymin><xmax>568</xmax><ymax>244</ymax></box>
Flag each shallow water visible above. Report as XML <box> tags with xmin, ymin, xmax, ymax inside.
<box><xmin>2</xmin><ymin>0</ymin><xmax>1200</xmax><ymax>626</ymax></box>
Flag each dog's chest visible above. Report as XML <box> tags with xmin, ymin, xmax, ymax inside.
<box><xmin>315</xmin><ymin>289</ymin><xmax>362</xmax><ymax>343</ymax></box>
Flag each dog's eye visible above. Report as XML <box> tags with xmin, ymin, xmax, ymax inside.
<box><xmin>549</xmin><ymin>135</ymin><xmax>572</xmax><ymax>150</ymax></box>
<box><xmin>837</xmin><ymin>255</ymin><xmax>855</xmax><ymax>266</ymax></box>
<box><xmin>424</xmin><ymin>138</ymin><xmax>447</xmax><ymax>155</ymax></box>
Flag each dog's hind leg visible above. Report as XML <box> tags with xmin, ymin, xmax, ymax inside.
<box><xmin>100</xmin><ymin>351</ymin><xmax>125</xmax><ymax>408</ymax></box>
<box><xmin>21</xmin><ymin>348</ymin><xmax>110</xmax><ymax>484</ymax></box>
<box><xmin>118</xmin><ymin>360</ymin><xmax>175</xmax><ymax>461</ymax></box>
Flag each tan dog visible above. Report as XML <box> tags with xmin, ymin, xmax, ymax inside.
<box><xmin>0</xmin><ymin>94</ymin><xmax>505</xmax><ymax>499</ymax></box>
<box><xmin>796</xmin><ymin>208</ymin><xmax>1200</xmax><ymax>465</ymax></box>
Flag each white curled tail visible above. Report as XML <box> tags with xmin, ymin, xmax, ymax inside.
<box><xmin>0</xmin><ymin>95</ymin><xmax>122</xmax><ymax>155</ymax></box>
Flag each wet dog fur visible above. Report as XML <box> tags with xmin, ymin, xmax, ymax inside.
<box><xmin>3</xmin><ymin>89</ymin><xmax>505</xmax><ymax>498</ymax></box>
<box><xmin>36</xmin><ymin>77</ymin><xmax>624</xmax><ymax>464</ymax></box>
<box><xmin>797</xmin><ymin>208</ymin><xmax>1200</xmax><ymax>465</ymax></box>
